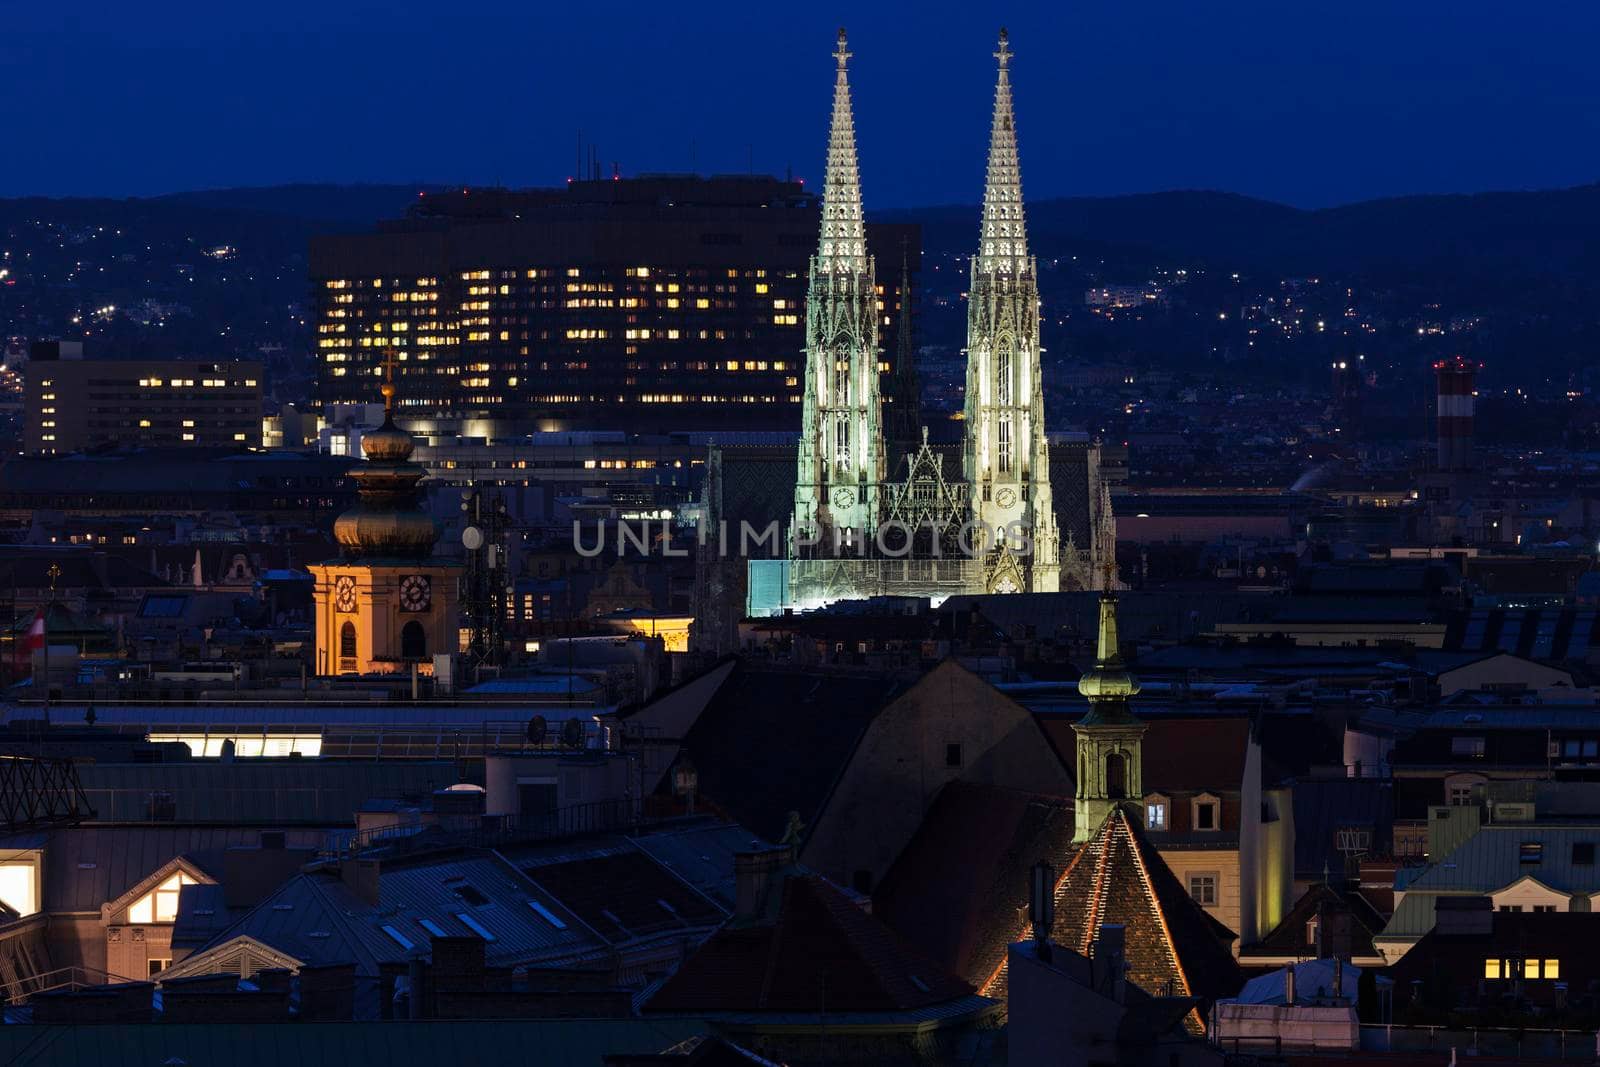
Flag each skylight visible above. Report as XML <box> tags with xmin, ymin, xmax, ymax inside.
<box><xmin>527</xmin><ymin>900</ymin><xmax>568</xmax><ymax>930</ymax></box>
<box><xmin>417</xmin><ymin>918</ymin><xmax>447</xmax><ymax>937</ymax></box>
<box><xmin>455</xmin><ymin>912</ymin><xmax>497</xmax><ymax>942</ymax></box>
<box><xmin>381</xmin><ymin>924</ymin><xmax>415</xmax><ymax>950</ymax></box>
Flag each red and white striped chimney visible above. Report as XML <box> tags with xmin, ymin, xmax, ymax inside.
<box><xmin>1434</xmin><ymin>357</ymin><xmax>1479</xmax><ymax>472</ymax></box>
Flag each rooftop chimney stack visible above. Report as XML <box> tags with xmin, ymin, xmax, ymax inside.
<box><xmin>1434</xmin><ymin>356</ymin><xmax>1479</xmax><ymax>472</ymax></box>
<box><xmin>1028</xmin><ymin>861</ymin><xmax>1055</xmax><ymax>962</ymax></box>
<box><xmin>1096</xmin><ymin>923</ymin><xmax>1127</xmax><ymax>1003</ymax></box>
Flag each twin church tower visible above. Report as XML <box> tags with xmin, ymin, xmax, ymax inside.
<box><xmin>789</xmin><ymin>29</ymin><xmax>1065</xmax><ymax>604</ymax></box>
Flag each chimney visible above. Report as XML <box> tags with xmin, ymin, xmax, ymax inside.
<box><xmin>1284</xmin><ymin>964</ymin><xmax>1296</xmax><ymax>1006</ymax></box>
<box><xmin>1095</xmin><ymin>924</ymin><xmax>1127</xmax><ymax>1004</ymax></box>
<box><xmin>733</xmin><ymin>845</ymin><xmax>791</xmax><ymax>920</ymax></box>
<box><xmin>299</xmin><ymin>962</ymin><xmax>357</xmax><ymax>1021</ymax></box>
<box><xmin>1028</xmin><ymin>861</ymin><xmax>1055</xmax><ymax>963</ymax></box>
<box><xmin>1434</xmin><ymin>356</ymin><xmax>1478</xmax><ymax>473</ymax></box>
<box><xmin>341</xmin><ymin>857</ymin><xmax>382</xmax><ymax>907</ymax></box>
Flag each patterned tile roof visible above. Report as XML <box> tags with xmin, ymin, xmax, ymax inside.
<box><xmin>980</xmin><ymin>807</ymin><xmax>1242</xmax><ymax>1032</ymax></box>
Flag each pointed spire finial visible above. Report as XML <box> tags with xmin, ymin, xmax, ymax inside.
<box><xmin>835</xmin><ymin>27</ymin><xmax>851</xmax><ymax>69</ymax></box>
<box><xmin>977</xmin><ymin>27</ymin><xmax>1028</xmax><ymax>274</ymax></box>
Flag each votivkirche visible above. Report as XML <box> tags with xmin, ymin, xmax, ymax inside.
<box><xmin>785</xmin><ymin>29</ymin><xmax>1114</xmax><ymax>608</ymax></box>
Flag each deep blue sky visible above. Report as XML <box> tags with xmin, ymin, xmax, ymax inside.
<box><xmin>5</xmin><ymin>1</ymin><xmax>1600</xmax><ymax>207</ymax></box>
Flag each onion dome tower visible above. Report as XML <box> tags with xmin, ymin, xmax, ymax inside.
<box><xmin>310</xmin><ymin>360</ymin><xmax>459</xmax><ymax>676</ymax></box>
<box><xmin>332</xmin><ymin>370</ymin><xmax>440</xmax><ymax>558</ymax></box>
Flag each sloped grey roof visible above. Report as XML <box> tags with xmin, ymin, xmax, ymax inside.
<box><xmin>1404</xmin><ymin>825</ymin><xmax>1600</xmax><ymax>895</ymax></box>
<box><xmin>0</xmin><ymin>826</ymin><xmax>333</xmax><ymax>913</ymax></box>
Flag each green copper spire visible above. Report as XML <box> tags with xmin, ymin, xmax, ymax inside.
<box><xmin>1075</xmin><ymin>568</ymin><xmax>1142</xmax><ymax>723</ymax></box>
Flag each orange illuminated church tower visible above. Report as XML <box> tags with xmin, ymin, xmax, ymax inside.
<box><xmin>310</xmin><ymin>365</ymin><xmax>459</xmax><ymax>675</ymax></box>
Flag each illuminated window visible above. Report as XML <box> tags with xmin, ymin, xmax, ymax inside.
<box><xmin>1485</xmin><ymin>958</ymin><xmax>1501</xmax><ymax>979</ymax></box>
<box><xmin>128</xmin><ymin>871</ymin><xmax>199</xmax><ymax>924</ymax></box>
<box><xmin>0</xmin><ymin>861</ymin><xmax>39</xmax><ymax>916</ymax></box>
<box><xmin>1544</xmin><ymin>959</ymin><xmax>1560</xmax><ymax>979</ymax></box>
<box><xmin>1144</xmin><ymin>797</ymin><xmax>1167</xmax><ymax>830</ymax></box>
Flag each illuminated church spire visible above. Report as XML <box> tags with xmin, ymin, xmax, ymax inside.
<box><xmin>964</xmin><ymin>29</ymin><xmax>1059</xmax><ymax>592</ymax></box>
<box><xmin>791</xmin><ymin>28</ymin><xmax>885</xmax><ymax>549</ymax></box>
<box><xmin>817</xmin><ymin>28</ymin><xmax>869</xmax><ymax>275</ymax></box>
<box><xmin>976</xmin><ymin>29</ymin><xmax>1029</xmax><ymax>275</ymax></box>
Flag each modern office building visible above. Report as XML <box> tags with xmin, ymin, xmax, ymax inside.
<box><xmin>309</xmin><ymin>175</ymin><xmax>919</xmax><ymax>437</ymax></box>
<box><xmin>24</xmin><ymin>350</ymin><xmax>263</xmax><ymax>455</ymax></box>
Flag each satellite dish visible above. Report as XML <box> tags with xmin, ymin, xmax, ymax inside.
<box><xmin>462</xmin><ymin>526</ymin><xmax>484</xmax><ymax>551</ymax></box>
<box><xmin>560</xmin><ymin>718</ymin><xmax>584</xmax><ymax>749</ymax></box>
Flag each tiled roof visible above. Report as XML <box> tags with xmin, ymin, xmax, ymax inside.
<box><xmin>1243</xmin><ymin>884</ymin><xmax>1385</xmax><ymax>961</ymax></box>
<box><xmin>643</xmin><ymin>873</ymin><xmax>974</xmax><ymax>1015</ymax></box>
<box><xmin>980</xmin><ymin>807</ymin><xmax>1242</xmax><ymax>1032</ymax></box>
<box><xmin>873</xmin><ymin>782</ymin><xmax>1076</xmax><ymax>989</ymax></box>
<box><xmin>671</xmin><ymin>664</ymin><xmax>911</xmax><ymax>844</ymax></box>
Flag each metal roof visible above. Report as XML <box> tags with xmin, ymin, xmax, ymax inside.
<box><xmin>0</xmin><ymin>826</ymin><xmax>334</xmax><ymax>913</ymax></box>
<box><xmin>75</xmin><ymin>761</ymin><xmax>460</xmax><ymax>824</ymax></box>
<box><xmin>0</xmin><ymin>1019</ymin><xmax>711</xmax><ymax>1067</ymax></box>
<box><xmin>1408</xmin><ymin>825</ymin><xmax>1600</xmax><ymax>895</ymax></box>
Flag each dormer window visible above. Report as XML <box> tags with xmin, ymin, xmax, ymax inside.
<box><xmin>1192</xmin><ymin>793</ymin><xmax>1221</xmax><ymax>832</ymax></box>
<box><xmin>1144</xmin><ymin>794</ymin><xmax>1169</xmax><ymax>831</ymax></box>
<box><xmin>127</xmin><ymin>872</ymin><xmax>199</xmax><ymax>925</ymax></box>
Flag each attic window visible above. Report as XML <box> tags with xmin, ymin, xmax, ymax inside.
<box><xmin>1193</xmin><ymin>799</ymin><xmax>1219</xmax><ymax>832</ymax></box>
<box><xmin>381</xmin><ymin>924</ymin><xmax>415</xmax><ymax>951</ymax></box>
<box><xmin>418</xmin><ymin>918</ymin><xmax>447</xmax><ymax>937</ymax></box>
<box><xmin>128</xmin><ymin>872</ymin><xmax>199</xmax><ymax>924</ymax></box>
<box><xmin>528</xmin><ymin>900</ymin><xmax>568</xmax><ymax>930</ymax></box>
<box><xmin>1520</xmin><ymin>842</ymin><xmax>1543</xmax><ymax>864</ymax></box>
<box><xmin>1574</xmin><ymin>843</ymin><xmax>1596</xmax><ymax>866</ymax></box>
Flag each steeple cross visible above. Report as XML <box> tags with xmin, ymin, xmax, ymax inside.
<box><xmin>995</xmin><ymin>28</ymin><xmax>1011</xmax><ymax>70</ymax></box>
<box><xmin>834</xmin><ymin>28</ymin><xmax>851</xmax><ymax>69</ymax></box>
<box><xmin>381</xmin><ymin>349</ymin><xmax>397</xmax><ymax>415</ymax></box>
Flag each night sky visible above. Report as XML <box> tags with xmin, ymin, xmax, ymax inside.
<box><xmin>5</xmin><ymin>1</ymin><xmax>1600</xmax><ymax>207</ymax></box>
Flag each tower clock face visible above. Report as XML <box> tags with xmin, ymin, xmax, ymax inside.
<box><xmin>334</xmin><ymin>576</ymin><xmax>357</xmax><ymax>613</ymax></box>
<box><xmin>399</xmin><ymin>574</ymin><xmax>432</xmax><ymax>612</ymax></box>
<box><xmin>995</xmin><ymin>487</ymin><xmax>1017</xmax><ymax>509</ymax></box>
<box><xmin>832</xmin><ymin>486</ymin><xmax>856</xmax><ymax>510</ymax></box>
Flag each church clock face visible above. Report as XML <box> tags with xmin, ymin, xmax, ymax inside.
<box><xmin>399</xmin><ymin>574</ymin><xmax>432</xmax><ymax>612</ymax></box>
<box><xmin>831</xmin><ymin>486</ymin><xmax>856</xmax><ymax>510</ymax></box>
<box><xmin>334</xmin><ymin>576</ymin><xmax>357</xmax><ymax>613</ymax></box>
<box><xmin>995</xmin><ymin>487</ymin><xmax>1017</xmax><ymax>509</ymax></box>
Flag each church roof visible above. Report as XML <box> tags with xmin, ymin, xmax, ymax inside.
<box><xmin>643</xmin><ymin>871</ymin><xmax>976</xmax><ymax>1015</ymax></box>
<box><xmin>980</xmin><ymin>807</ymin><xmax>1243</xmax><ymax>1032</ymax></box>
<box><xmin>873</xmin><ymin>782</ymin><xmax>1075</xmax><ymax>990</ymax></box>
